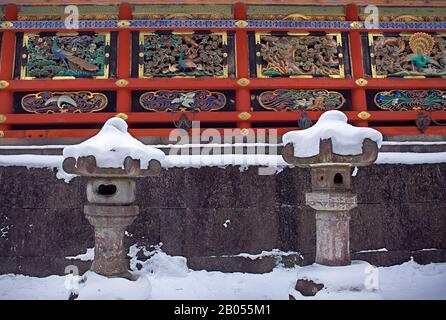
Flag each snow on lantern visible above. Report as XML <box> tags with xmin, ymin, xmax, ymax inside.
<box><xmin>282</xmin><ymin>110</ymin><xmax>382</xmax><ymax>266</ymax></box>
<box><xmin>62</xmin><ymin>117</ymin><xmax>165</xmax><ymax>279</ymax></box>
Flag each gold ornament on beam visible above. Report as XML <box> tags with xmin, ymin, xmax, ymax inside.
<box><xmin>238</xmin><ymin>112</ymin><xmax>251</xmax><ymax>120</ymax></box>
<box><xmin>115</xmin><ymin>79</ymin><xmax>129</xmax><ymax>87</ymax></box>
<box><xmin>237</xmin><ymin>78</ymin><xmax>250</xmax><ymax>86</ymax></box>
<box><xmin>0</xmin><ymin>80</ymin><xmax>9</xmax><ymax>89</ymax></box>
<box><xmin>357</xmin><ymin>111</ymin><xmax>371</xmax><ymax>120</ymax></box>
<box><xmin>355</xmin><ymin>78</ymin><xmax>368</xmax><ymax>87</ymax></box>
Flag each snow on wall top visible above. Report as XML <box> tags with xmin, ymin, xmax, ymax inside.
<box><xmin>62</xmin><ymin>117</ymin><xmax>165</xmax><ymax>169</ymax></box>
<box><xmin>282</xmin><ymin>111</ymin><xmax>383</xmax><ymax>158</ymax></box>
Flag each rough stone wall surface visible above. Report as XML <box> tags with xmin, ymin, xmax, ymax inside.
<box><xmin>0</xmin><ymin>164</ymin><xmax>445</xmax><ymax>276</ymax></box>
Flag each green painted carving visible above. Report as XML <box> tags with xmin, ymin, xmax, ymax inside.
<box><xmin>140</xmin><ymin>32</ymin><xmax>228</xmax><ymax>78</ymax></box>
<box><xmin>370</xmin><ymin>32</ymin><xmax>446</xmax><ymax>78</ymax></box>
<box><xmin>258</xmin><ymin>89</ymin><xmax>345</xmax><ymax>111</ymax></box>
<box><xmin>375</xmin><ymin>90</ymin><xmax>446</xmax><ymax>111</ymax></box>
<box><xmin>22</xmin><ymin>33</ymin><xmax>109</xmax><ymax>79</ymax></box>
<box><xmin>257</xmin><ymin>33</ymin><xmax>344</xmax><ymax>78</ymax></box>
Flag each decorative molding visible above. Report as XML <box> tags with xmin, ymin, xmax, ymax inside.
<box><xmin>258</xmin><ymin>89</ymin><xmax>346</xmax><ymax>111</ymax></box>
<box><xmin>2</xmin><ymin>19</ymin><xmax>446</xmax><ymax>31</ymax></box>
<box><xmin>17</xmin><ymin>5</ymin><xmax>119</xmax><ymax>21</ymax></box>
<box><xmin>375</xmin><ymin>90</ymin><xmax>446</xmax><ymax>111</ymax></box>
<box><xmin>21</xmin><ymin>91</ymin><xmax>108</xmax><ymax>114</ymax></box>
<box><xmin>139</xmin><ymin>90</ymin><xmax>226</xmax><ymax>112</ymax></box>
<box><xmin>247</xmin><ymin>4</ymin><xmax>345</xmax><ymax>21</ymax></box>
<box><xmin>359</xmin><ymin>6</ymin><xmax>446</xmax><ymax>22</ymax></box>
<box><xmin>132</xmin><ymin>4</ymin><xmax>233</xmax><ymax>20</ymax></box>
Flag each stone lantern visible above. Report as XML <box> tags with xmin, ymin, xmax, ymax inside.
<box><xmin>282</xmin><ymin>111</ymin><xmax>381</xmax><ymax>266</ymax></box>
<box><xmin>62</xmin><ymin>117</ymin><xmax>164</xmax><ymax>279</ymax></box>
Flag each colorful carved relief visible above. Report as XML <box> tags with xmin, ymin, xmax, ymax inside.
<box><xmin>374</xmin><ymin>90</ymin><xmax>446</xmax><ymax>111</ymax></box>
<box><xmin>247</xmin><ymin>5</ymin><xmax>345</xmax><ymax>21</ymax></box>
<box><xmin>138</xmin><ymin>32</ymin><xmax>229</xmax><ymax>78</ymax></box>
<box><xmin>132</xmin><ymin>4</ymin><xmax>232</xmax><ymax>20</ymax></box>
<box><xmin>258</xmin><ymin>89</ymin><xmax>345</xmax><ymax>111</ymax></box>
<box><xmin>255</xmin><ymin>32</ymin><xmax>345</xmax><ymax>78</ymax></box>
<box><xmin>20</xmin><ymin>32</ymin><xmax>110</xmax><ymax>79</ymax></box>
<box><xmin>369</xmin><ymin>32</ymin><xmax>446</xmax><ymax>78</ymax></box>
<box><xmin>139</xmin><ymin>90</ymin><xmax>226</xmax><ymax>112</ymax></box>
<box><xmin>17</xmin><ymin>5</ymin><xmax>119</xmax><ymax>21</ymax></box>
<box><xmin>21</xmin><ymin>91</ymin><xmax>108</xmax><ymax>113</ymax></box>
<box><xmin>359</xmin><ymin>6</ymin><xmax>446</xmax><ymax>22</ymax></box>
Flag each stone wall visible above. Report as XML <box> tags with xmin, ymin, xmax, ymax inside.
<box><xmin>0</xmin><ymin>164</ymin><xmax>445</xmax><ymax>276</ymax></box>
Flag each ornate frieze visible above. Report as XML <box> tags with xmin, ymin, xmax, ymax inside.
<box><xmin>21</xmin><ymin>91</ymin><xmax>108</xmax><ymax>114</ymax></box>
<box><xmin>374</xmin><ymin>90</ymin><xmax>446</xmax><ymax>111</ymax></box>
<box><xmin>369</xmin><ymin>32</ymin><xmax>446</xmax><ymax>78</ymax></box>
<box><xmin>132</xmin><ymin>4</ymin><xmax>233</xmax><ymax>20</ymax></box>
<box><xmin>3</xmin><ymin>20</ymin><xmax>446</xmax><ymax>31</ymax></box>
<box><xmin>247</xmin><ymin>5</ymin><xmax>345</xmax><ymax>21</ymax></box>
<box><xmin>254</xmin><ymin>32</ymin><xmax>345</xmax><ymax>78</ymax></box>
<box><xmin>19</xmin><ymin>32</ymin><xmax>111</xmax><ymax>80</ymax></box>
<box><xmin>139</xmin><ymin>90</ymin><xmax>226</xmax><ymax>112</ymax></box>
<box><xmin>17</xmin><ymin>5</ymin><xmax>119</xmax><ymax>21</ymax></box>
<box><xmin>359</xmin><ymin>6</ymin><xmax>446</xmax><ymax>22</ymax></box>
<box><xmin>138</xmin><ymin>31</ymin><xmax>232</xmax><ymax>78</ymax></box>
<box><xmin>258</xmin><ymin>89</ymin><xmax>346</xmax><ymax>111</ymax></box>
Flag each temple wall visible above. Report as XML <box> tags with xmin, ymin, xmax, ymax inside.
<box><xmin>0</xmin><ymin>164</ymin><xmax>445</xmax><ymax>276</ymax></box>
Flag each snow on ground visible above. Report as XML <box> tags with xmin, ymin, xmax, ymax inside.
<box><xmin>63</xmin><ymin>117</ymin><xmax>165</xmax><ymax>169</ymax></box>
<box><xmin>283</xmin><ymin>110</ymin><xmax>383</xmax><ymax>157</ymax></box>
<box><xmin>0</xmin><ymin>248</ymin><xmax>445</xmax><ymax>300</ymax></box>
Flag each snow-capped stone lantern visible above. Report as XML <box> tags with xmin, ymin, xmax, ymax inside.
<box><xmin>62</xmin><ymin>117</ymin><xmax>165</xmax><ymax>279</ymax></box>
<box><xmin>282</xmin><ymin>111</ymin><xmax>382</xmax><ymax>266</ymax></box>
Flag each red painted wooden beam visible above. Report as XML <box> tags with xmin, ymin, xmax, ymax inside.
<box><xmin>0</xmin><ymin>4</ymin><xmax>18</xmax><ymax>133</ymax></box>
<box><xmin>234</xmin><ymin>2</ymin><xmax>251</xmax><ymax>129</ymax></box>
<box><xmin>6</xmin><ymin>77</ymin><xmax>446</xmax><ymax>92</ymax></box>
<box><xmin>2</xmin><ymin>112</ymin><xmax>241</xmax><ymax>125</ymax></box>
<box><xmin>346</xmin><ymin>3</ymin><xmax>368</xmax><ymax>127</ymax></box>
